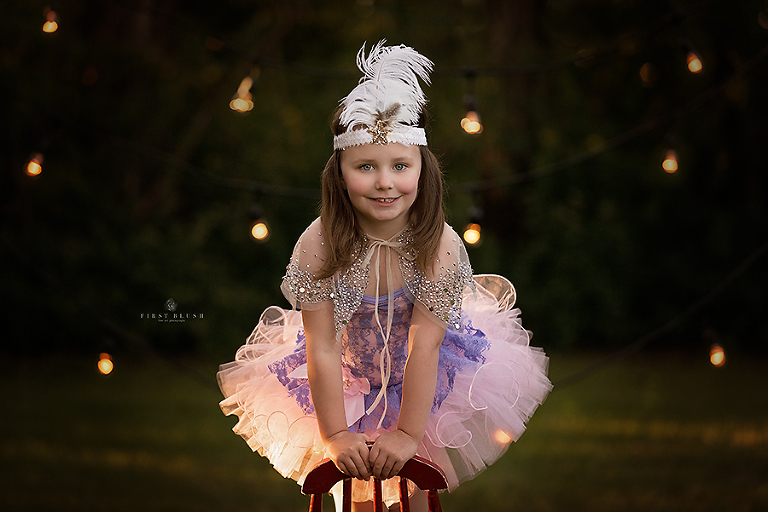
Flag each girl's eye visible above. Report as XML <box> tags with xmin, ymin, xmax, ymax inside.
<box><xmin>360</xmin><ymin>164</ymin><xmax>373</xmax><ymax>171</ymax></box>
<box><xmin>394</xmin><ymin>163</ymin><xmax>407</xmax><ymax>171</ymax></box>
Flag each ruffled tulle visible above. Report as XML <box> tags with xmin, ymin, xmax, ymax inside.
<box><xmin>218</xmin><ymin>277</ymin><xmax>551</xmax><ymax>505</ymax></box>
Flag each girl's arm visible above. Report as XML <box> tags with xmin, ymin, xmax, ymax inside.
<box><xmin>303</xmin><ymin>304</ymin><xmax>371</xmax><ymax>480</ymax></box>
<box><xmin>369</xmin><ymin>304</ymin><xmax>446</xmax><ymax>480</ymax></box>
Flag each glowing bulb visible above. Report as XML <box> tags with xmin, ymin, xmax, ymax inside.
<box><xmin>26</xmin><ymin>153</ymin><xmax>43</xmax><ymax>176</ymax></box>
<box><xmin>461</xmin><ymin>111</ymin><xmax>483</xmax><ymax>134</ymax></box>
<box><xmin>686</xmin><ymin>51</ymin><xmax>703</xmax><ymax>74</ymax></box>
<box><xmin>463</xmin><ymin>223</ymin><xmax>482</xmax><ymax>245</ymax></box>
<box><xmin>662</xmin><ymin>149</ymin><xmax>678</xmax><ymax>174</ymax></box>
<box><xmin>709</xmin><ymin>344</ymin><xmax>726</xmax><ymax>367</ymax></box>
<box><xmin>251</xmin><ymin>221</ymin><xmax>269</xmax><ymax>241</ymax></box>
<box><xmin>43</xmin><ymin>9</ymin><xmax>58</xmax><ymax>33</ymax></box>
<box><xmin>229</xmin><ymin>97</ymin><xmax>253</xmax><ymax>112</ymax></box>
<box><xmin>230</xmin><ymin>76</ymin><xmax>254</xmax><ymax>112</ymax></box>
<box><xmin>493</xmin><ymin>429</ymin><xmax>512</xmax><ymax>444</ymax></box>
<box><xmin>98</xmin><ymin>353</ymin><xmax>114</xmax><ymax>375</ymax></box>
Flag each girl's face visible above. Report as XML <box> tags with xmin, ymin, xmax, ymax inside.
<box><xmin>339</xmin><ymin>142</ymin><xmax>421</xmax><ymax>238</ymax></box>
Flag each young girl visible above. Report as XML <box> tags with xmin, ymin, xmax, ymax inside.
<box><xmin>218</xmin><ymin>41</ymin><xmax>552</xmax><ymax>512</ymax></box>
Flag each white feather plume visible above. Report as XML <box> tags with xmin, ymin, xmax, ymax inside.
<box><xmin>339</xmin><ymin>40</ymin><xmax>433</xmax><ymax>130</ymax></box>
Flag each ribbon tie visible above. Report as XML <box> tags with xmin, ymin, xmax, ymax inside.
<box><xmin>361</xmin><ymin>230</ymin><xmax>415</xmax><ymax>429</ymax></box>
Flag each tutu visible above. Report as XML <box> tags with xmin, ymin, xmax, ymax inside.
<box><xmin>218</xmin><ymin>274</ymin><xmax>551</xmax><ymax>506</ymax></box>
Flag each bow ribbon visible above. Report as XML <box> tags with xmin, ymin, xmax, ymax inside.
<box><xmin>361</xmin><ymin>230</ymin><xmax>413</xmax><ymax>428</ymax></box>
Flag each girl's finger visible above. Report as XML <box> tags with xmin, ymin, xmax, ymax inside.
<box><xmin>350</xmin><ymin>451</ymin><xmax>371</xmax><ymax>480</ymax></box>
<box><xmin>389</xmin><ymin>459</ymin><xmax>406</xmax><ymax>479</ymax></box>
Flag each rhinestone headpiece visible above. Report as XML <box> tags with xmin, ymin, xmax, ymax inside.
<box><xmin>333</xmin><ymin>41</ymin><xmax>432</xmax><ymax>151</ymax></box>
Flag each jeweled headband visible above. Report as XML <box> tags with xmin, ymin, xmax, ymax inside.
<box><xmin>333</xmin><ymin>40</ymin><xmax>433</xmax><ymax>151</ymax></box>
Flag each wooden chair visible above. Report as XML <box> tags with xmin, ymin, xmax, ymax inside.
<box><xmin>301</xmin><ymin>454</ymin><xmax>448</xmax><ymax>512</ymax></box>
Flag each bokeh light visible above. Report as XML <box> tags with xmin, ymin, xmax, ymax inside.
<box><xmin>26</xmin><ymin>153</ymin><xmax>43</xmax><ymax>176</ymax></box>
<box><xmin>42</xmin><ymin>8</ymin><xmax>58</xmax><ymax>33</ymax></box>
<box><xmin>98</xmin><ymin>353</ymin><xmax>114</xmax><ymax>375</ymax></box>
<box><xmin>709</xmin><ymin>344</ymin><xmax>726</xmax><ymax>367</ymax></box>
<box><xmin>686</xmin><ymin>51</ymin><xmax>703</xmax><ymax>74</ymax></box>
<box><xmin>461</xmin><ymin>111</ymin><xmax>483</xmax><ymax>134</ymax></box>
<box><xmin>251</xmin><ymin>221</ymin><xmax>270</xmax><ymax>241</ymax></box>
<box><xmin>463</xmin><ymin>223</ymin><xmax>482</xmax><ymax>245</ymax></box>
<box><xmin>662</xmin><ymin>149</ymin><xmax>678</xmax><ymax>173</ymax></box>
<box><xmin>230</xmin><ymin>76</ymin><xmax>254</xmax><ymax>112</ymax></box>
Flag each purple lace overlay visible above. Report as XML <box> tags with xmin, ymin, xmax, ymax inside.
<box><xmin>267</xmin><ymin>290</ymin><xmax>490</xmax><ymax>432</ymax></box>
<box><xmin>267</xmin><ymin>331</ymin><xmax>315</xmax><ymax>416</ymax></box>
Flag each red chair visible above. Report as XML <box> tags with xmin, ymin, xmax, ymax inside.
<box><xmin>301</xmin><ymin>454</ymin><xmax>448</xmax><ymax>512</ymax></box>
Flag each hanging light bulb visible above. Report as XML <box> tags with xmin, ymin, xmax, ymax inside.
<box><xmin>709</xmin><ymin>343</ymin><xmax>726</xmax><ymax>367</ymax></box>
<box><xmin>230</xmin><ymin>69</ymin><xmax>259</xmax><ymax>113</ymax></box>
<box><xmin>662</xmin><ymin>149</ymin><xmax>678</xmax><ymax>174</ymax></box>
<box><xmin>461</xmin><ymin>111</ymin><xmax>483</xmax><ymax>135</ymax></box>
<box><xmin>461</xmin><ymin>72</ymin><xmax>483</xmax><ymax>135</ymax></box>
<box><xmin>686</xmin><ymin>51</ymin><xmax>703</xmax><ymax>74</ymax></box>
<box><xmin>463</xmin><ymin>223</ymin><xmax>482</xmax><ymax>245</ymax></box>
<box><xmin>26</xmin><ymin>152</ymin><xmax>44</xmax><ymax>176</ymax></box>
<box><xmin>249</xmin><ymin>204</ymin><xmax>270</xmax><ymax>242</ymax></box>
<box><xmin>42</xmin><ymin>6</ymin><xmax>59</xmax><ymax>33</ymax></box>
<box><xmin>230</xmin><ymin>76</ymin><xmax>253</xmax><ymax>112</ymax></box>
<box><xmin>98</xmin><ymin>353</ymin><xmax>114</xmax><ymax>375</ymax></box>
<box><xmin>251</xmin><ymin>220</ymin><xmax>270</xmax><ymax>241</ymax></box>
<box><xmin>680</xmin><ymin>40</ymin><xmax>703</xmax><ymax>74</ymax></box>
<box><xmin>462</xmin><ymin>205</ymin><xmax>483</xmax><ymax>246</ymax></box>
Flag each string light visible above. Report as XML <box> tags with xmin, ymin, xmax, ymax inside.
<box><xmin>15</xmin><ymin>0</ymin><xmax>762</xmax><ymax>396</ymax></box>
<box><xmin>463</xmin><ymin>223</ymin><xmax>482</xmax><ymax>245</ymax></box>
<box><xmin>662</xmin><ymin>148</ymin><xmax>678</xmax><ymax>173</ymax></box>
<box><xmin>686</xmin><ymin>51</ymin><xmax>703</xmax><ymax>74</ymax></box>
<box><xmin>23</xmin><ymin>2</ymin><xmax>757</xmax><ymax>201</ymax></box>
<box><xmin>461</xmin><ymin>72</ymin><xmax>483</xmax><ymax>135</ymax></box>
<box><xmin>462</xmin><ymin>205</ymin><xmax>483</xmax><ymax>246</ymax></box>
<box><xmin>26</xmin><ymin>153</ymin><xmax>44</xmax><ymax>176</ymax></box>
<box><xmin>230</xmin><ymin>68</ymin><xmax>259</xmax><ymax>113</ymax></box>
<box><xmin>461</xmin><ymin>111</ymin><xmax>483</xmax><ymax>135</ymax></box>
<box><xmin>251</xmin><ymin>220</ymin><xmax>270</xmax><ymax>241</ymax></box>
<box><xmin>42</xmin><ymin>6</ymin><xmax>59</xmax><ymax>33</ymax></box>
<box><xmin>98</xmin><ymin>353</ymin><xmax>114</xmax><ymax>375</ymax></box>
<box><xmin>249</xmin><ymin>205</ymin><xmax>270</xmax><ymax>242</ymax></box>
<box><xmin>709</xmin><ymin>343</ymin><xmax>726</xmax><ymax>367</ymax></box>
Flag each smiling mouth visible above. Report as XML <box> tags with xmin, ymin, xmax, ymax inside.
<box><xmin>372</xmin><ymin>197</ymin><xmax>398</xmax><ymax>203</ymax></box>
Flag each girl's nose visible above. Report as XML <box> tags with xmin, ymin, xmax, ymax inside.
<box><xmin>376</xmin><ymin>170</ymin><xmax>394</xmax><ymax>189</ymax></box>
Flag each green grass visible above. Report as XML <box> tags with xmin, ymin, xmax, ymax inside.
<box><xmin>1</xmin><ymin>352</ymin><xmax>766</xmax><ymax>511</ymax></box>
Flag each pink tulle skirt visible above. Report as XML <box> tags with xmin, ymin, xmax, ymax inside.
<box><xmin>218</xmin><ymin>275</ymin><xmax>551</xmax><ymax>506</ymax></box>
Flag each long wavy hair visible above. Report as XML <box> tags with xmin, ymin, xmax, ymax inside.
<box><xmin>316</xmin><ymin>106</ymin><xmax>445</xmax><ymax>279</ymax></box>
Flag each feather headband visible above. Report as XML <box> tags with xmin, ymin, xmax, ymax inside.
<box><xmin>333</xmin><ymin>41</ymin><xmax>433</xmax><ymax>151</ymax></box>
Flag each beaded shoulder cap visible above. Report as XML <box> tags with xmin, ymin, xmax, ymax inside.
<box><xmin>281</xmin><ymin>219</ymin><xmax>474</xmax><ymax>332</ymax></box>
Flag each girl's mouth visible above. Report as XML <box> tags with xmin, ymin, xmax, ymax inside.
<box><xmin>372</xmin><ymin>197</ymin><xmax>398</xmax><ymax>204</ymax></box>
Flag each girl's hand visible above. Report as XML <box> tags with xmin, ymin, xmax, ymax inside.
<box><xmin>369</xmin><ymin>429</ymin><xmax>419</xmax><ymax>480</ymax></box>
<box><xmin>325</xmin><ymin>431</ymin><xmax>372</xmax><ymax>480</ymax></box>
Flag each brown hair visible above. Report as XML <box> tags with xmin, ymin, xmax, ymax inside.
<box><xmin>316</xmin><ymin>107</ymin><xmax>445</xmax><ymax>279</ymax></box>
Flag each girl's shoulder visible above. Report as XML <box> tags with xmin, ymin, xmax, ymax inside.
<box><xmin>281</xmin><ymin>217</ymin><xmax>334</xmax><ymax>309</ymax></box>
<box><xmin>291</xmin><ymin>217</ymin><xmax>329</xmax><ymax>271</ymax></box>
<box><xmin>419</xmin><ymin>222</ymin><xmax>471</xmax><ymax>278</ymax></box>
<box><xmin>405</xmin><ymin>222</ymin><xmax>474</xmax><ymax>329</ymax></box>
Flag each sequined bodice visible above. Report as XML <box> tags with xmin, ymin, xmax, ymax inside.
<box><xmin>341</xmin><ymin>288</ymin><xmax>412</xmax><ymax>388</ymax></box>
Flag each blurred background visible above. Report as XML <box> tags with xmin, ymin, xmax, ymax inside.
<box><xmin>1</xmin><ymin>1</ymin><xmax>767</xmax><ymax>511</ymax></box>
